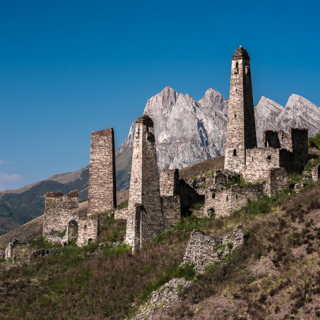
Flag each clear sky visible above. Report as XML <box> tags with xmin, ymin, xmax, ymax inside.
<box><xmin>0</xmin><ymin>0</ymin><xmax>319</xmax><ymax>191</ymax></box>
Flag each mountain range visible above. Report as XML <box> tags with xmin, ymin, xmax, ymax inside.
<box><xmin>0</xmin><ymin>86</ymin><xmax>319</xmax><ymax>234</ymax></box>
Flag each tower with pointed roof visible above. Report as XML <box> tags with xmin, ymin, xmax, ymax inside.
<box><xmin>224</xmin><ymin>46</ymin><xmax>257</xmax><ymax>174</ymax></box>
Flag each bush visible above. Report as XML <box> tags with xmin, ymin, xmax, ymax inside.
<box><xmin>30</xmin><ymin>236</ymin><xmax>62</xmax><ymax>250</ymax></box>
<box><xmin>309</xmin><ymin>133</ymin><xmax>320</xmax><ymax>150</ymax></box>
<box><xmin>192</xmin><ymin>203</ymin><xmax>203</xmax><ymax>211</ymax></box>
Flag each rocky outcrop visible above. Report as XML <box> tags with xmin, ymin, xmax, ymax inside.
<box><xmin>182</xmin><ymin>225</ymin><xmax>244</xmax><ymax>274</ymax></box>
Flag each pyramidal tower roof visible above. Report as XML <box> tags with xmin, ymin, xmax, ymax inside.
<box><xmin>232</xmin><ymin>45</ymin><xmax>250</xmax><ymax>60</ymax></box>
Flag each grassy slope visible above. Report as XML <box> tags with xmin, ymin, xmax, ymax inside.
<box><xmin>3</xmin><ymin>155</ymin><xmax>320</xmax><ymax>319</ymax></box>
<box><xmin>179</xmin><ymin>156</ymin><xmax>224</xmax><ymax>181</ymax></box>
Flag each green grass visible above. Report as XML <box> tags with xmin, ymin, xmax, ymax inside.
<box><xmin>192</xmin><ymin>203</ymin><xmax>203</xmax><ymax>211</ymax></box>
<box><xmin>225</xmin><ymin>175</ymin><xmax>252</xmax><ymax>189</ymax></box>
<box><xmin>308</xmin><ymin>133</ymin><xmax>320</xmax><ymax>150</ymax></box>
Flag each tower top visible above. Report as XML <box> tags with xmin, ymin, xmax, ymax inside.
<box><xmin>137</xmin><ymin>114</ymin><xmax>154</xmax><ymax>126</ymax></box>
<box><xmin>232</xmin><ymin>46</ymin><xmax>250</xmax><ymax>61</ymax></box>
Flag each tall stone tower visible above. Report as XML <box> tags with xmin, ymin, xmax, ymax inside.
<box><xmin>224</xmin><ymin>46</ymin><xmax>257</xmax><ymax>174</ymax></box>
<box><xmin>87</xmin><ymin>127</ymin><xmax>116</xmax><ymax>215</ymax></box>
<box><xmin>125</xmin><ymin>114</ymin><xmax>163</xmax><ymax>250</ymax></box>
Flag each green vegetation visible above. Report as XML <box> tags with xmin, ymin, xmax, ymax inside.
<box><xmin>308</xmin><ymin>133</ymin><xmax>320</xmax><ymax>150</ymax></box>
<box><xmin>226</xmin><ymin>175</ymin><xmax>252</xmax><ymax>189</ymax></box>
<box><xmin>2</xmin><ymin>157</ymin><xmax>320</xmax><ymax>318</ymax></box>
<box><xmin>191</xmin><ymin>203</ymin><xmax>203</xmax><ymax>211</ymax></box>
<box><xmin>57</xmin><ymin>229</ymin><xmax>66</xmax><ymax>238</ymax></box>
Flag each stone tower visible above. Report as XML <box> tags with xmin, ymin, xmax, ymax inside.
<box><xmin>125</xmin><ymin>114</ymin><xmax>163</xmax><ymax>250</ymax></box>
<box><xmin>224</xmin><ymin>46</ymin><xmax>257</xmax><ymax>174</ymax></box>
<box><xmin>87</xmin><ymin>127</ymin><xmax>116</xmax><ymax>215</ymax></box>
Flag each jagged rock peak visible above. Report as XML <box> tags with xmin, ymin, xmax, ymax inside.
<box><xmin>286</xmin><ymin>94</ymin><xmax>318</xmax><ymax>107</ymax></box>
<box><xmin>198</xmin><ymin>88</ymin><xmax>228</xmax><ymax>113</ymax></box>
<box><xmin>144</xmin><ymin>86</ymin><xmax>178</xmax><ymax>112</ymax></box>
<box><xmin>255</xmin><ymin>96</ymin><xmax>283</xmax><ymax>117</ymax></box>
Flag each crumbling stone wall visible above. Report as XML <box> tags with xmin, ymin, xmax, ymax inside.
<box><xmin>125</xmin><ymin>115</ymin><xmax>163</xmax><ymax>250</ymax></box>
<box><xmin>178</xmin><ymin>179</ymin><xmax>205</xmax><ymax>212</ymax></box>
<box><xmin>43</xmin><ymin>191</ymin><xmax>79</xmax><ymax>243</ymax></box>
<box><xmin>225</xmin><ymin>46</ymin><xmax>257</xmax><ymax>174</ymax></box>
<box><xmin>205</xmin><ymin>184</ymin><xmax>264</xmax><ymax>217</ymax></box>
<box><xmin>76</xmin><ymin>217</ymin><xmax>99</xmax><ymax>247</ymax></box>
<box><xmin>262</xmin><ymin>128</ymin><xmax>308</xmax><ymax>174</ymax></box>
<box><xmin>161</xmin><ymin>196</ymin><xmax>181</xmax><ymax>231</ymax></box>
<box><xmin>291</xmin><ymin>128</ymin><xmax>309</xmax><ymax>173</ymax></box>
<box><xmin>311</xmin><ymin>164</ymin><xmax>320</xmax><ymax>181</ymax></box>
<box><xmin>160</xmin><ymin>169</ymin><xmax>179</xmax><ymax>197</ymax></box>
<box><xmin>264</xmin><ymin>167</ymin><xmax>289</xmax><ymax>196</ymax></box>
<box><xmin>114</xmin><ymin>208</ymin><xmax>129</xmax><ymax>219</ymax></box>
<box><xmin>87</xmin><ymin>127</ymin><xmax>116</xmax><ymax>216</ymax></box>
<box><xmin>182</xmin><ymin>225</ymin><xmax>244</xmax><ymax>273</ymax></box>
<box><xmin>245</xmin><ymin>148</ymin><xmax>280</xmax><ymax>182</ymax></box>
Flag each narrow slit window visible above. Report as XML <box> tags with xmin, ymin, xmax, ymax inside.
<box><xmin>233</xmin><ymin>149</ymin><xmax>237</xmax><ymax>156</ymax></box>
<box><xmin>212</xmin><ymin>193</ymin><xmax>215</xmax><ymax>199</ymax></box>
<box><xmin>267</xmin><ymin>155</ymin><xmax>271</xmax><ymax>160</ymax></box>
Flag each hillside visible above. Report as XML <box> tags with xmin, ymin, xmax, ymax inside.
<box><xmin>0</xmin><ymin>87</ymin><xmax>319</xmax><ymax>236</ymax></box>
<box><xmin>1</xmin><ymin>159</ymin><xmax>320</xmax><ymax>318</ymax></box>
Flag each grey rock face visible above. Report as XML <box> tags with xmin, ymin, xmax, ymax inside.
<box><xmin>255</xmin><ymin>94</ymin><xmax>320</xmax><ymax>146</ymax></box>
<box><xmin>255</xmin><ymin>96</ymin><xmax>284</xmax><ymax>146</ymax></box>
<box><xmin>276</xmin><ymin>94</ymin><xmax>320</xmax><ymax>137</ymax></box>
<box><xmin>115</xmin><ymin>86</ymin><xmax>229</xmax><ymax>190</ymax></box>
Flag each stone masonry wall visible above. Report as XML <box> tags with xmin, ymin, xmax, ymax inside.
<box><xmin>43</xmin><ymin>191</ymin><xmax>79</xmax><ymax>242</ymax></box>
<box><xmin>114</xmin><ymin>207</ymin><xmax>129</xmax><ymax>219</ymax></box>
<box><xmin>225</xmin><ymin>46</ymin><xmax>257</xmax><ymax>174</ymax></box>
<box><xmin>263</xmin><ymin>128</ymin><xmax>308</xmax><ymax>174</ymax></box>
<box><xmin>291</xmin><ymin>128</ymin><xmax>309</xmax><ymax>173</ymax></box>
<box><xmin>177</xmin><ymin>179</ymin><xmax>205</xmax><ymax>212</ymax></box>
<box><xmin>263</xmin><ymin>130</ymin><xmax>292</xmax><ymax>150</ymax></box>
<box><xmin>76</xmin><ymin>217</ymin><xmax>99</xmax><ymax>247</ymax></box>
<box><xmin>311</xmin><ymin>164</ymin><xmax>320</xmax><ymax>181</ymax></box>
<box><xmin>125</xmin><ymin>115</ymin><xmax>163</xmax><ymax>250</ymax></box>
<box><xmin>264</xmin><ymin>167</ymin><xmax>289</xmax><ymax>197</ymax></box>
<box><xmin>87</xmin><ymin>127</ymin><xmax>116</xmax><ymax>216</ymax></box>
<box><xmin>160</xmin><ymin>169</ymin><xmax>179</xmax><ymax>197</ymax></box>
<box><xmin>245</xmin><ymin>148</ymin><xmax>280</xmax><ymax>183</ymax></box>
<box><xmin>182</xmin><ymin>225</ymin><xmax>244</xmax><ymax>273</ymax></box>
<box><xmin>161</xmin><ymin>196</ymin><xmax>181</xmax><ymax>231</ymax></box>
<box><xmin>205</xmin><ymin>184</ymin><xmax>264</xmax><ymax>217</ymax></box>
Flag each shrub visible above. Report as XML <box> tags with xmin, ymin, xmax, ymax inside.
<box><xmin>57</xmin><ymin>229</ymin><xmax>66</xmax><ymax>238</ymax></box>
<box><xmin>309</xmin><ymin>133</ymin><xmax>320</xmax><ymax>150</ymax></box>
<box><xmin>30</xmin><ymin>236</ymin><xmax>62</xmax><ymax>250</ymax></box>
<box><xmin>192</xmin><ymin>203</ymin><xmax>203</xmax><ymax>211</ymax></box>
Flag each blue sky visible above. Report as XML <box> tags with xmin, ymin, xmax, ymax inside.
<box><xmin>0</xmin><ymin>0</ymin><xmax>319</xmax><ymax>190</ymax></box>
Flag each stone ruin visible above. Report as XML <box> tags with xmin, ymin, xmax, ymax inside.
<box><xmin>87</xmin><ymin>127</ymin><xmax>116</xmax><ymax>215</ymax></box>
<box><xmin>182</xmin><ymin>225</ymin><xmax>244</xmax><ymax>274</ymax></box>
<box><xmin>199</xmin><ymin>46</ymin><xmax>309</xmax><ymax>218</ymax></box>
<box><xmin>35</xmin><ymin>46</ymin><xmax>312</xmax><ymax>251</ymax></box>
<box><xmin>43</xmin><ymin>190</ymin><xmax>98</xmax><ymax>246</ymax></box>
<box><xmin>41</xmin><ymin>127</ymin><xmax>116</xmax><ymax>247</ymax></box>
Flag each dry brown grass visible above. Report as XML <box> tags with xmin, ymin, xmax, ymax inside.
<box><xmin>179</xmin><ymin>156</ymin><xmax>224</xmax><ymax>182</ymax></box>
